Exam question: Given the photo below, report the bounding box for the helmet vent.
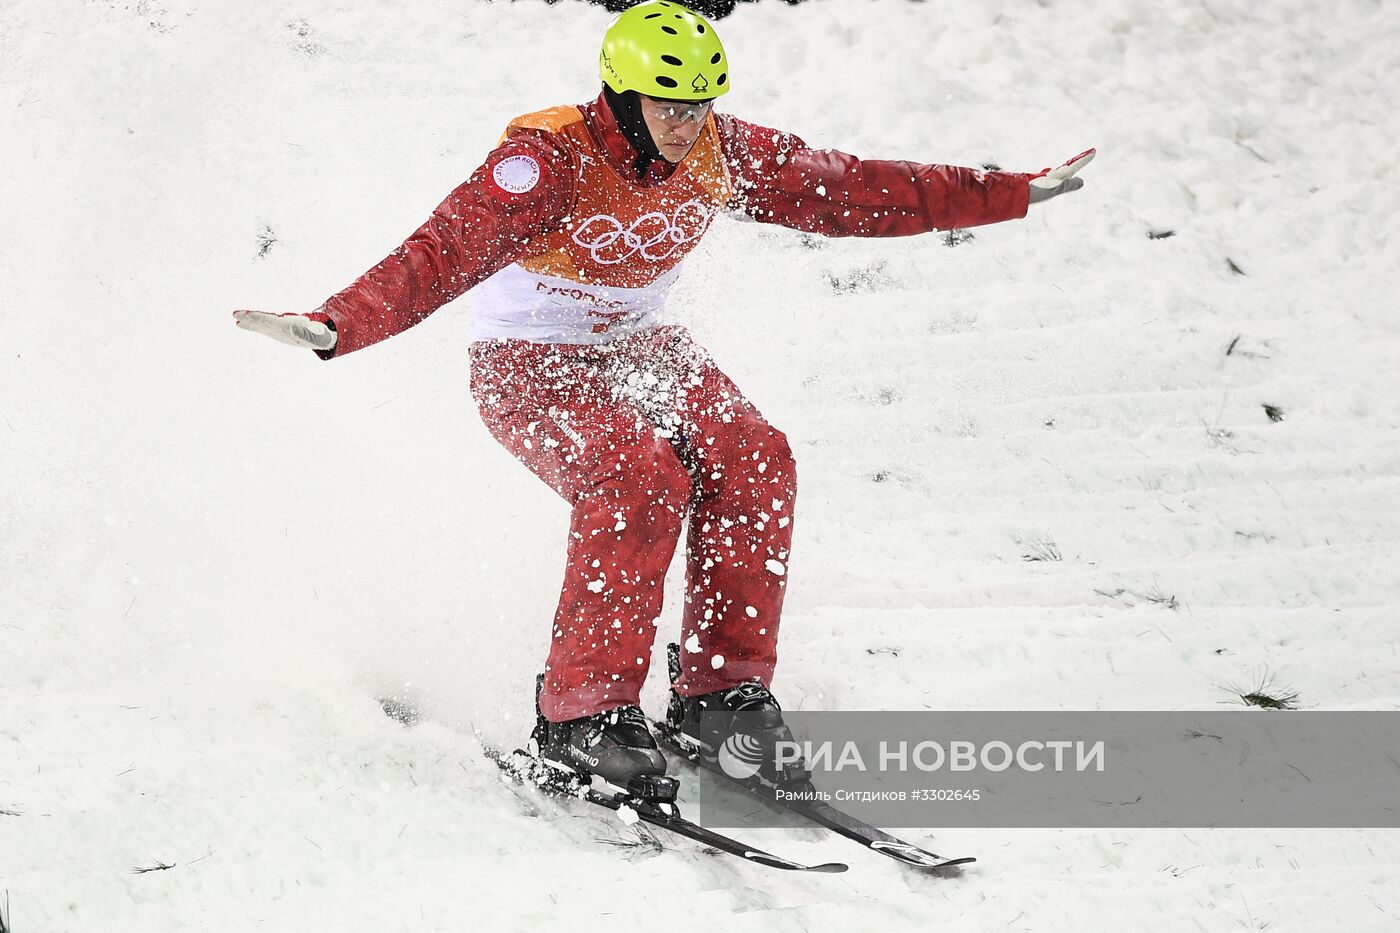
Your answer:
[655,75,679,88]
[697,23,706,33]
[710,52,720,64]
[645,12,661,17]
[717,73,727,86]
[661,54,683,65]
[661,25,678,35]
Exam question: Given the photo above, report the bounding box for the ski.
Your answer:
[485,746,848,874]
[652,720,976,871]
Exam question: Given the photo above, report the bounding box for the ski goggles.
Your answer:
[641,96,714,125]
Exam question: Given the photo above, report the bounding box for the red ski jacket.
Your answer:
[315,91,1033,358]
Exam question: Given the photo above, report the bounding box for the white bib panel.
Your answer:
[471,262,683,344]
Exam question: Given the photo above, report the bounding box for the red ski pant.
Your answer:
[469,326,796,722]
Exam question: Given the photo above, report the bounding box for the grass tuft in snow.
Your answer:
[379,695,422,727]
[285,18,326,58]
[1204,398,1250,455]
[858,385,904,407]
[132,860,176,875]
[1204,421,1245,455]
[1138,586,1181,611]
[1094,585,1180,611]
[256,225,278,259]
[1263,404,1286,423]
[825,261,894,295]
[596,825,665,859]
[1020,537,1062,562]
[1227,669,1302,711]
[1225,334,1272,360]
[1159,862,1204,878]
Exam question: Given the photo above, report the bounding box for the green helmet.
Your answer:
[599,1,730,101]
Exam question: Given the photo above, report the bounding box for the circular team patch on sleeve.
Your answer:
[492,154,541,194]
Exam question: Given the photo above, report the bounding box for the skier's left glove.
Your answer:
[1028,148,1095,205]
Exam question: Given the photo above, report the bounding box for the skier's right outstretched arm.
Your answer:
[234,131,575,358]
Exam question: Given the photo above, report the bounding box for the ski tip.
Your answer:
[926,856,977,871]
[744,853,849,873]
[808,861,850,874]
[869,840,976,870]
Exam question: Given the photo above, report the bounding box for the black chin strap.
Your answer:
[603,85,661,181]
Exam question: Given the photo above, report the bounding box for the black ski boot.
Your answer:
[663,644,810,786]
[529,675,674,801]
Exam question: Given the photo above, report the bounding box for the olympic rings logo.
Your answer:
[571,200,714,265]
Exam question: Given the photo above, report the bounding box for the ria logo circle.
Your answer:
[718,732,765,780]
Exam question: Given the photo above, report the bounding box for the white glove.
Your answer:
[233,309,337,351]
[1028,148,1095,205]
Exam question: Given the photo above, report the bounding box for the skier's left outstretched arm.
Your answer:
[715,113,1092,237]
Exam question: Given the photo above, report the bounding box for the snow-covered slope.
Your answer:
[3,0,1399,929]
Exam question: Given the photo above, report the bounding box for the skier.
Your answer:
[234,1,1092,797]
